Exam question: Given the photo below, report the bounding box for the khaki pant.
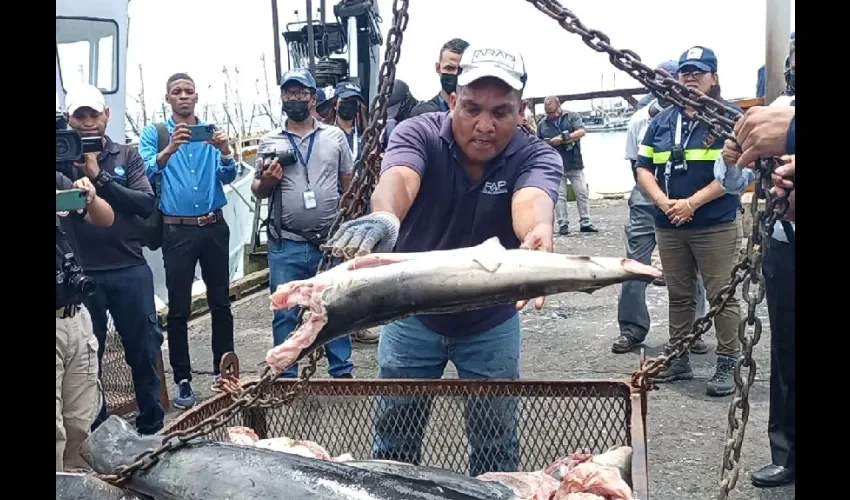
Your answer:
[554,169,592,229]
[56,305,101,472]
[656,220,743,357]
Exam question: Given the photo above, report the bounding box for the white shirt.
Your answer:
[769,93,795,243]
[624,104,653,161]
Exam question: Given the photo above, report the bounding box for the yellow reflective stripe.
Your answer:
[651,148,722,164]
[637,144,654,157]
[685,149,721,161]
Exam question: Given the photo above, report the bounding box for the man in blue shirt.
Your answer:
[408,38,469,117]
[138,73,238,410]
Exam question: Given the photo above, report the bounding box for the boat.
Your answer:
[56,0,260,309]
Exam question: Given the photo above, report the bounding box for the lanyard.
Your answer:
[663,111,697,194]
[286,131,317,186]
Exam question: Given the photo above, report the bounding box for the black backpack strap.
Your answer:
[154,123,169,154]
[151,123,169,196]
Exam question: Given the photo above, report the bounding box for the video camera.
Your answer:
[56,111,103,165]
[259,148,298,169]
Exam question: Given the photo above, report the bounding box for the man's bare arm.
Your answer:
[511,187,555,251]
[340,173,352,193]
[370,166,422,222]
[84,195,114,227]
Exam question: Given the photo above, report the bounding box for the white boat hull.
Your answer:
[144,162,257,312]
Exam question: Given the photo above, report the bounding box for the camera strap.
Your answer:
[285,132,317,187]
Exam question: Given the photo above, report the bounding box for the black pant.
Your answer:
[162,220,234,384]
[762,238,795,469]
[87,264,165,435]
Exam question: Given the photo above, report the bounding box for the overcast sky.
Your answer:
[124,0,795,114]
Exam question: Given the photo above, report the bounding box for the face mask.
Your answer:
[440,73,458,94]
[337,99,359,121]
[283,100,310,122]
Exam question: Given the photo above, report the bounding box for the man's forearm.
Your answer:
[565,129,586,144]
[370,168,419,222]
[85,196,115,227]
[511,187,554,250]
[251,179,276,199]
[340,174,352,193]
[97,181,155,218]
[155,148,176,170]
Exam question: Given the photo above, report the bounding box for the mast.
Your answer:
[765,0,792,103]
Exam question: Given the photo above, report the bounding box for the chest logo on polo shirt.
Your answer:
[114,165,126,178]
[481,180,508,195]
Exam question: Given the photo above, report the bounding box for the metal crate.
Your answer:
[163,377,649,499]
[101,313,170,416]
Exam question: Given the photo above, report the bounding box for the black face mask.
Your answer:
[440,73,458,94]
[337,99,359,121]
[283,100,311,122]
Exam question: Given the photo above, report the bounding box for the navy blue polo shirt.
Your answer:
[380,111,563,337]
[635,103,743,230]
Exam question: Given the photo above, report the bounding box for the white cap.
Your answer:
[457,46,527,91]
[65,83,106,115]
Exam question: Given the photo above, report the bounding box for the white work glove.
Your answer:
[324,211,400,258]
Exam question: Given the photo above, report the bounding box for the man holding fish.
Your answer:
[325,45,563,474]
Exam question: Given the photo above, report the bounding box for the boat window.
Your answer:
[56,17,119,94]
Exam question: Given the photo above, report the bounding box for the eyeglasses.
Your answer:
[282,89,313,100]
[678,69,708,79]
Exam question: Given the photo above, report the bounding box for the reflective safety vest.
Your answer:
[635,104,742,230]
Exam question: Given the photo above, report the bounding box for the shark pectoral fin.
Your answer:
[471,237,507,272]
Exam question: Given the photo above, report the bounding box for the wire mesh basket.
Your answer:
[163,376,649,498]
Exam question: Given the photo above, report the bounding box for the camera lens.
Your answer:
[56,136,70,156]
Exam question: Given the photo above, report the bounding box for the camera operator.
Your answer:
[251,69,355,378]
[63,84,166,436]
[55,169,113,472]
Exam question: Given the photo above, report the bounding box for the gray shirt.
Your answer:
[256,120,353,241]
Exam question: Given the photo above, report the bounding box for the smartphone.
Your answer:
[188,124,216,142]
[56,189,87,212]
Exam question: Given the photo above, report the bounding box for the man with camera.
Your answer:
[252,68,355,378]
[138,73,238,409]
[55,162,114,472]
[62,83,166,435]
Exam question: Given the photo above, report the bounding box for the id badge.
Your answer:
[303,190,317,210]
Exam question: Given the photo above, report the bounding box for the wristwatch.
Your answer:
[95,170,113,188]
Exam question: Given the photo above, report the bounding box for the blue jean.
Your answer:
[87,264,165,435]
[268,238,353,378]
[618,187,707,342]
[372,315,521,476]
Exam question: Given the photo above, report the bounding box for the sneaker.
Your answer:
[706,355,736,397]
[173,379,196,410]
[558,225,570,236]
[211,374,223,393]
[611,334,642,354]
[352,329,380,344]
[580,224,599,233]
[653,354,694,383]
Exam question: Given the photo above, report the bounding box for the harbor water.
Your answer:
[576,130,635,196]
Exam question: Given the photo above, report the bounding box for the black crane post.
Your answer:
[270,0,282,85]
[306,0,316,74]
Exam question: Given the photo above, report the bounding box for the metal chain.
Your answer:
[523,0,789,495]
[525,0,742,145]
[97,0,411,486]
[717,162,788,499]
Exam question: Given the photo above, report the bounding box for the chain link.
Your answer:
[524,0,789,495]
[97,0,411,486]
